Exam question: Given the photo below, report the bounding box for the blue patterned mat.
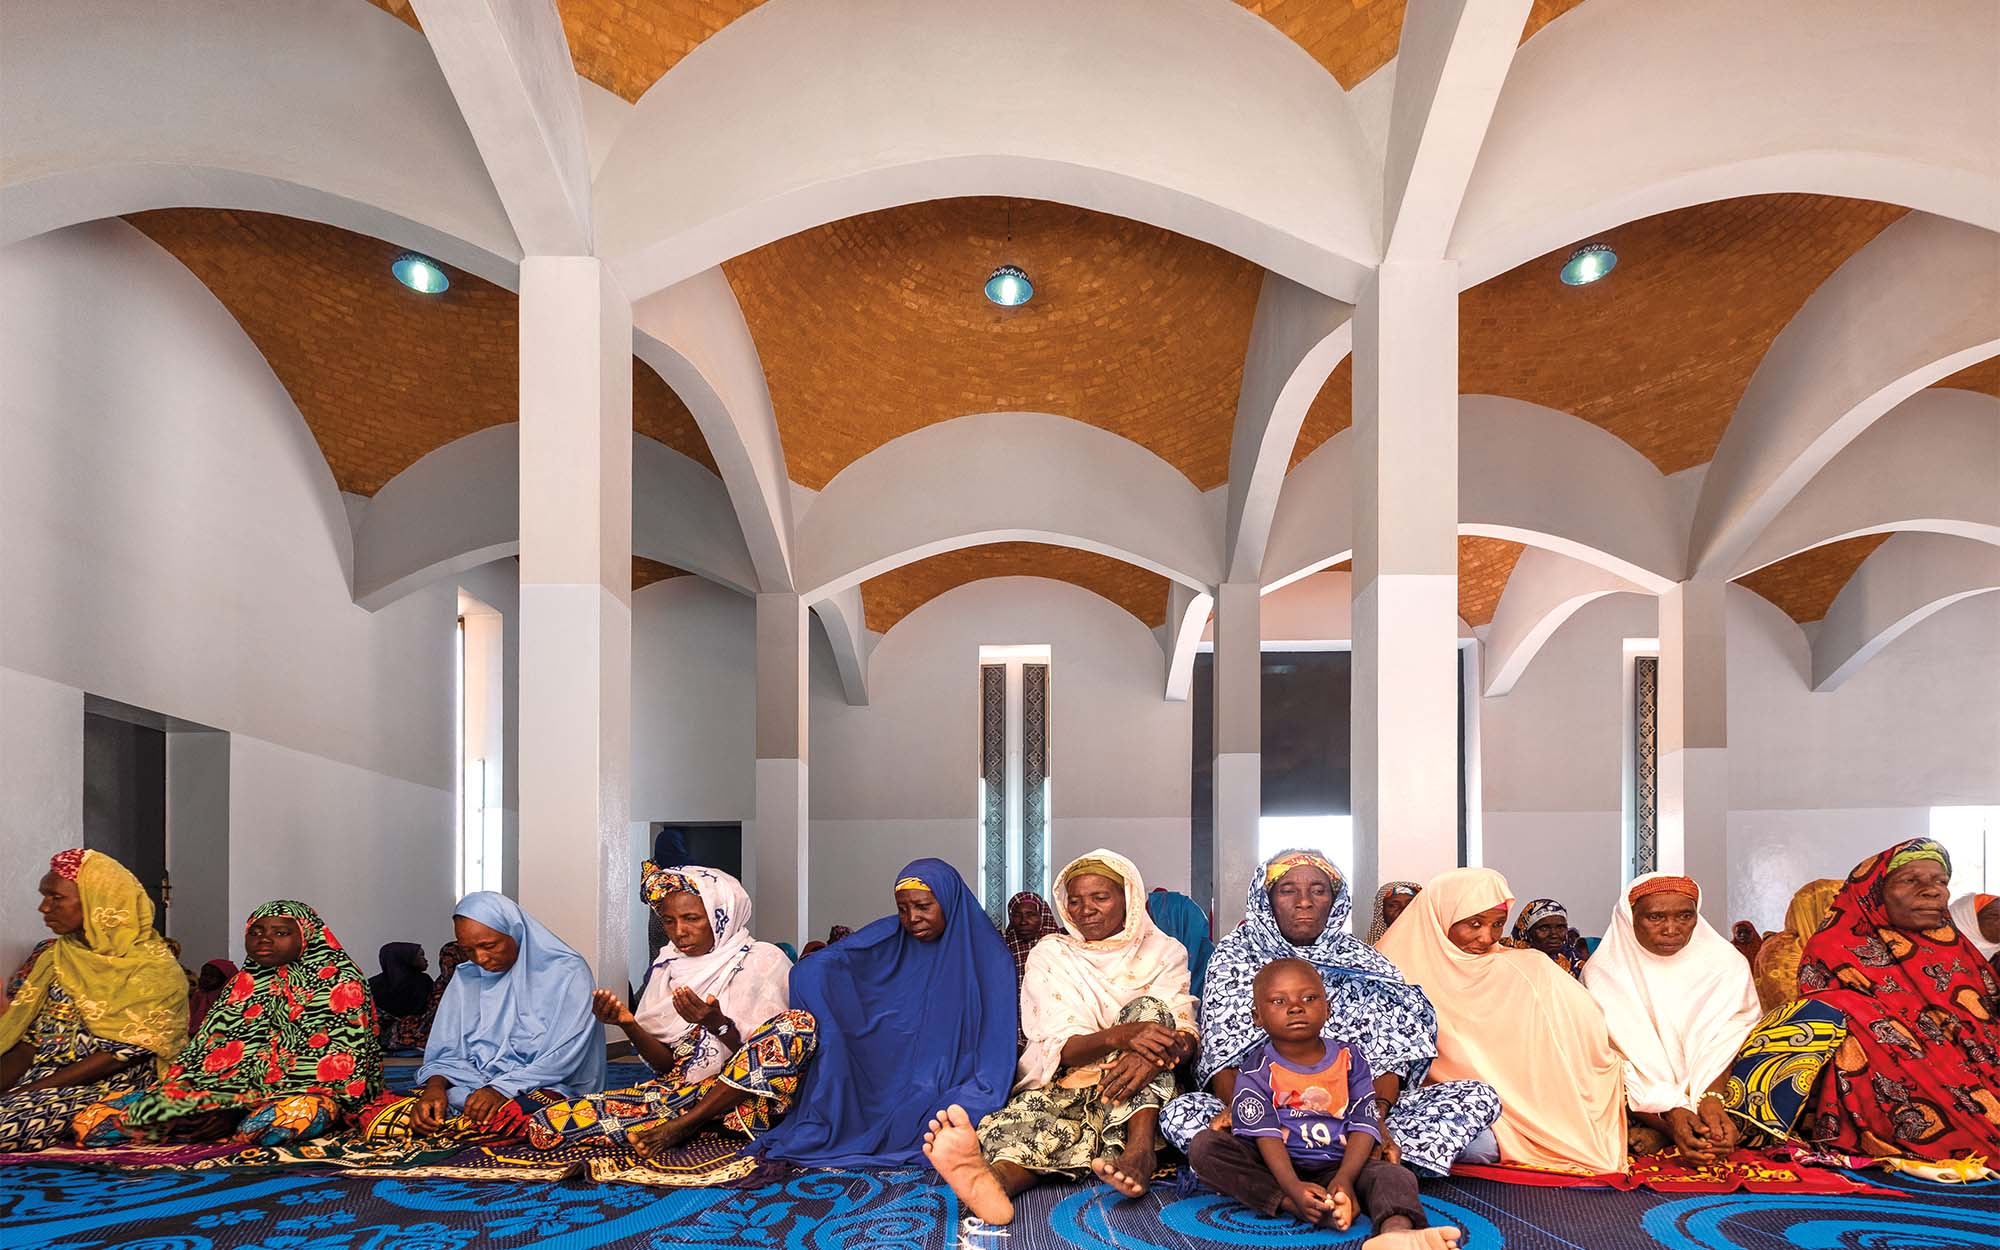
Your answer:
[4,1161,1996,1250]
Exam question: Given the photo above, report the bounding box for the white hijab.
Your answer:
[635,865,791,1083]
[1583,873,1763,1115]
[1950,892,2000,960]
[1017,849,1198,1090]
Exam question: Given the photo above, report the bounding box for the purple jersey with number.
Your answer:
[1229,1038,1379,1167]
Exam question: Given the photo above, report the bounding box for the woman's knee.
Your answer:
[1117,996,1176,1026]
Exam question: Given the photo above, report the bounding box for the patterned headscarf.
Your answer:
[1511,898,1590,978]
[1628,875,1699,905]
[1366,881,1422,945]
[640,859,703,909]
[1798,838,2000,1158]
[1199,849,1440,1091]
[109,901,383,1131]
[0,850,188,1071]
[1263,850,1339,889]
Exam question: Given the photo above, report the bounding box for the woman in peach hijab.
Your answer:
[1376,867,1626,1175]
[1751,879,1841,1011]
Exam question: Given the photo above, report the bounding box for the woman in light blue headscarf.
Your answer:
[358,892,604,1143]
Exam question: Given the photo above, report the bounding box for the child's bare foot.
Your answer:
[1363,1226,1462,1250]
[1329,1186,1355,1231]
[922,1105,1014,1226]
[1090,1155,1148,1198]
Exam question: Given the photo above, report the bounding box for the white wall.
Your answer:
[1478,583,2000,935]
[0,668,83,973]
[0,221,521,969]
[806,577,1192,933]
[1726,589,2000,928]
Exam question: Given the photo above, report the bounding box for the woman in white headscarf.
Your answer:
[526,863,814,1156]
[1583,872,1763,1162]
[922,849,1199,1226]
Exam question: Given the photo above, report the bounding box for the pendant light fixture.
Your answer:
[984,203,1033,306]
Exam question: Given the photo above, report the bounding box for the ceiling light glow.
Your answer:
[392,252,450,294]
[984,264,1033,307]
[1559,243,1617,286]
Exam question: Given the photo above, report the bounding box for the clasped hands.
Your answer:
[1098,1021,1193,1103]
[1664,1095,1740,1165]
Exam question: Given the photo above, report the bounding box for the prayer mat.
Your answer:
[1451,1147,1903,1195]
[7,1160,1999,1250]
[0,1139,240,1169]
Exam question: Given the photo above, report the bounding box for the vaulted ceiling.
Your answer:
[1295,195,1912,469]
[125,209,714,496]
[724,197,1264,491]
[861,543,1170,634]
[1734,534,1894,624]
[362,0,1593,101]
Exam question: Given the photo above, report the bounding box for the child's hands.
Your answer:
[1378,1122,1402,1165]
[591,989,636,1027]
[1207,1105,1232,1132]
[1280,1180,1338,1227]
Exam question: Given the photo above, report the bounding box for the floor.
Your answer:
[5,1159,1995,1250]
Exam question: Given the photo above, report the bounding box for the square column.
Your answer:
[1657,579,1729,922]
[753,592,809,948]
[1211,581,1261,929]
[517,256,632,988]
[1351,261,1460,903]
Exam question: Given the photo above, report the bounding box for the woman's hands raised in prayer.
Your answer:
[672,986,727,1031]
[591,988,637,1028]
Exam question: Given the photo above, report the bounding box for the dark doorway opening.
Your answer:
[83,712,167,927]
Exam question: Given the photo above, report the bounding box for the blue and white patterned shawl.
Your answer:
[1197,849,1443,1089]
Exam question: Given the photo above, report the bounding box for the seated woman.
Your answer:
[758,859,1015,1166]
[1950,890,1999,968]
[1582,874,1763,1162]
[1506,899,1589,978]
[924,849,1199,1226]
[0,850,187,1152]
[1795,839,2000,1159]
[186,959,237,1036]
[75,901,382,1147]
[1377,867,1627,1174]
[370,942,436,1052]
[1367,882,1420,946]
[362,892,604,1143]
[1160,850,1500,1177]
[526,863,809,1154]
[1004,892,1062,987]
[1751,878,1842,1011]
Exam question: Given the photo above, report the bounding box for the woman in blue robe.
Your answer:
[758,858,1017,1166]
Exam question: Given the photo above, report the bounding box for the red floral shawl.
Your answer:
[1799,839,2000,1159]
[112,900,383,1130]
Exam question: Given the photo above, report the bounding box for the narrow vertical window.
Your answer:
[979,663,1008,919]
[458,592,505,898]
[1631,653,1659,876]
[977,646,1053,920]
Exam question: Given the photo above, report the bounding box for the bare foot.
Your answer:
[1363,1227,1463,1250]
[1329,1186,1355,1232]
[631,1113,698,1158]
[1090,1156,1148,1198]
[922,1104,1014,1226]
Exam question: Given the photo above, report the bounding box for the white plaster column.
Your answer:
[754,592,809,948]
[1211,581,1261,929]
[1351,262,1460,905]
[517,256,633,988]
[1657,579,1729,923]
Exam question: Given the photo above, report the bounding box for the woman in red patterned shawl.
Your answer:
[74,900,382,1147]
[1798,838,2000,1160]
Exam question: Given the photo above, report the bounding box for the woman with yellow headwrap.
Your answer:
[923,849,1200,1226]
[0,849,188,1151]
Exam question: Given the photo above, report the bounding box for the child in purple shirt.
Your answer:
[1187,958,1460,1249]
